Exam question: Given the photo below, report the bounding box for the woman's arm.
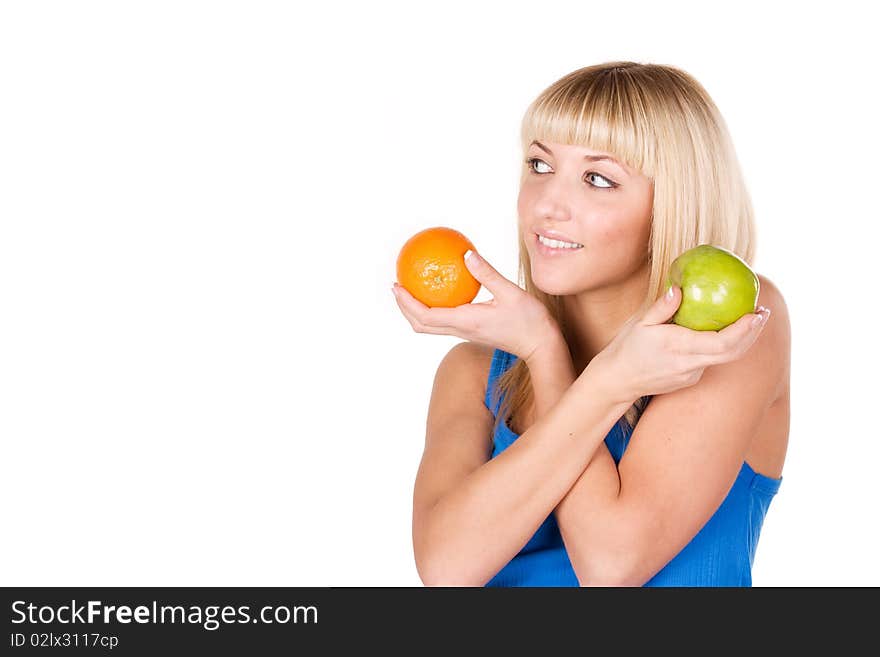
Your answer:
[534,285,789,586]
[523,336,626,577]
[412,338,632,587]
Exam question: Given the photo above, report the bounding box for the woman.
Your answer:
[391,61,790,587]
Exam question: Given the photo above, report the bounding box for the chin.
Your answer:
[529,269,586,297]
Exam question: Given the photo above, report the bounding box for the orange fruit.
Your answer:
[396,226,481,307]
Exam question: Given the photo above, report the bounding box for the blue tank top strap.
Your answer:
[484,348,515,415]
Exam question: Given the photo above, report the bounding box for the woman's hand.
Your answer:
[392,249,559,362]
[589,285,772,404]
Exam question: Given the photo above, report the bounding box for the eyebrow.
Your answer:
[530,140,627,172]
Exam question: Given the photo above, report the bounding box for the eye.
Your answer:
[524,157,617,191]
[586,172,615,189]
[524,157,551,174]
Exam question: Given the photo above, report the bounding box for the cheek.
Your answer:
[590,211,635,243]
[600,199,652,238]
[590,210,652,263]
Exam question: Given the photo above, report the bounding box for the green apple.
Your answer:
[665,244,759,331]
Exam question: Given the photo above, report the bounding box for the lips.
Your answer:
[534,232,583,256]
[534,229,582,246]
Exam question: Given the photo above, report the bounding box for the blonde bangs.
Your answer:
[519,63,658,181]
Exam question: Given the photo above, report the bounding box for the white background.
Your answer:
[1,1,877,587]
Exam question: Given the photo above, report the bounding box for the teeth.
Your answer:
[538,234,582,249]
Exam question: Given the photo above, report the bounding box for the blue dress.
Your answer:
[483,348,782,587]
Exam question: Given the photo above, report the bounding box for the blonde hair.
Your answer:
[490,61,757,440]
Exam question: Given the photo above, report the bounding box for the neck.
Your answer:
[561,263,651,374]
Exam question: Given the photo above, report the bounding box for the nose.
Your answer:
[532,183,573,224]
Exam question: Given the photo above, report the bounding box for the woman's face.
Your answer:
[517,139,655,296]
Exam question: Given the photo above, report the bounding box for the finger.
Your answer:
[715,305,771,353]
[392,283,435,324]
[392,282,468,330]
[690,306,771,358]
[417,299,494,335]
[641,285,682,326]
[392,286,453,334]
[462,250,514,298]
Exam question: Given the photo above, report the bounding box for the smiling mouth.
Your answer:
[535,233,584,250]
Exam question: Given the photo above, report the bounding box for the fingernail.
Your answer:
[751,307,770,327]
[464,249,475,261]
[666,286,674,300]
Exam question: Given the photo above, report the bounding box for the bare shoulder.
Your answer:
[432,341,495,398]
[442,340,495,371]
[755,274,791,400]
[756,274,790,324]
[424,341,496,445]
